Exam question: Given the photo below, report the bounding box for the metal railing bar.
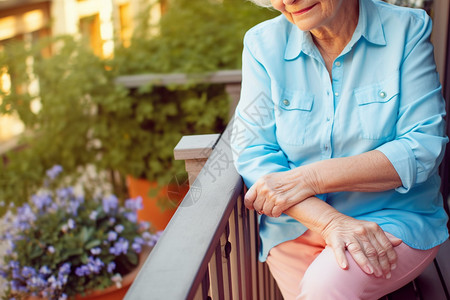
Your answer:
[222,226,233,300]
[211,241,225,300]
[242,200,255,299]
[236,192,250,299]
[204,267,211,300]
[228,203,243,299]
[249,208,259,299]
[257,258,264,300]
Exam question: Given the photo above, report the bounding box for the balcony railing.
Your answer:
[124,124,282,299]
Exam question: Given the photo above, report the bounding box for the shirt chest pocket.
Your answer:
[275,90,314,146]
[354,76,400,140]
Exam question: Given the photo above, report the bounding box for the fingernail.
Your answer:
[391,263,397,271]
[386,272,391,279]
[365,265,374,274]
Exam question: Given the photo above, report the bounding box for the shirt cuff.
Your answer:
[376,140,416,193]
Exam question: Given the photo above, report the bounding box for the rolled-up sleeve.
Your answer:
[231,34,290,187]
[376,12,448,193]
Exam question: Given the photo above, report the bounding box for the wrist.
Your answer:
[319,211,346,239]
[292,164,323,196]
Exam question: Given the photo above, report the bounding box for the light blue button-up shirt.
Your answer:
[232,0,449,262]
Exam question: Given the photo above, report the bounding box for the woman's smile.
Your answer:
[291,3,318,16]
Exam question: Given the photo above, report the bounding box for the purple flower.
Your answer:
[125,196,143,211]
[142,232,152,240]
[15,204,36,230]
[67,219,75,229]
[27,275,46,289]
[10,279,22,292]
[134,237,144,245]
[114,224,124,233]
[124,212,137,223]
[39,266,51,275]
[107,231,118,242]
[75,265,90,277]
[57,187,74,199]
[12,267,21,280]
[139,221,150,230]
[47,274,64,290]
[102,195,118,214]
[8,260,19,269]
[132,242,142,253]
[89,211,98,220]
[142,231,162,247]
[87,257,104,274]
[21,266,36,278]
[48,246,55,254]
[46,165,63,180]
[107,262,116,273]
[109,238,129,256]
[59,263,71,276]
[68,201,80,216]
[31,193,52,211]
[90,247,101,255]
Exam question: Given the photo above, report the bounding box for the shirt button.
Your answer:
[283,99,290,106]
[335,61,341,67]
[334,92,339,97]
[379,91,386,98]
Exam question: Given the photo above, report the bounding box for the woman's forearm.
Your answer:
[285,196,341,234]
[299,150,402,195]
[244,150,401,217]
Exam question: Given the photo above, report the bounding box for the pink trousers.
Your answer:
[265,230,439,300]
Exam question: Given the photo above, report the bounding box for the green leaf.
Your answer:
[84,239,102,250]
[126,252,139,266]
[29,246,44,260]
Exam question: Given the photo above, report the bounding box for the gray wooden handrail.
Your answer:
[115,70,241,88]
[124,124,243,299]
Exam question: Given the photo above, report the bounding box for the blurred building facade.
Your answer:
[0,0,163,144]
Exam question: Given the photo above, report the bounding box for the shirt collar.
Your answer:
[284,0,386,61]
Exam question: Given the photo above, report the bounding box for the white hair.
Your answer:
[248,0,272,8]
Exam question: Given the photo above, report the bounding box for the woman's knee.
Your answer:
[297,247,367,299]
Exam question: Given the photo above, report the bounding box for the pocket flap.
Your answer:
[278,90,314,111]
[355,75,399,106]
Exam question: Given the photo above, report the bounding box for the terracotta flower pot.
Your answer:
[126,175,188,231]
[27,247,151,300]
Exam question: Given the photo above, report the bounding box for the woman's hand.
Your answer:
[244,169,316,217]
[320,214,402,279]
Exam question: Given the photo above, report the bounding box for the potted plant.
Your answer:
[0,165,161,299]
[0,0,277,229]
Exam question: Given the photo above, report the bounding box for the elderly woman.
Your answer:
[231,0,448,299]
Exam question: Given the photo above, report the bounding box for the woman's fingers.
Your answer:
[331,242,349,270]
[344,240,374,275]
[262,201,276,217]
[387,234,403,247]
[372,230,400,277]
[322,216,400,278]
[360,238,387,278]
[244,185,257,210]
